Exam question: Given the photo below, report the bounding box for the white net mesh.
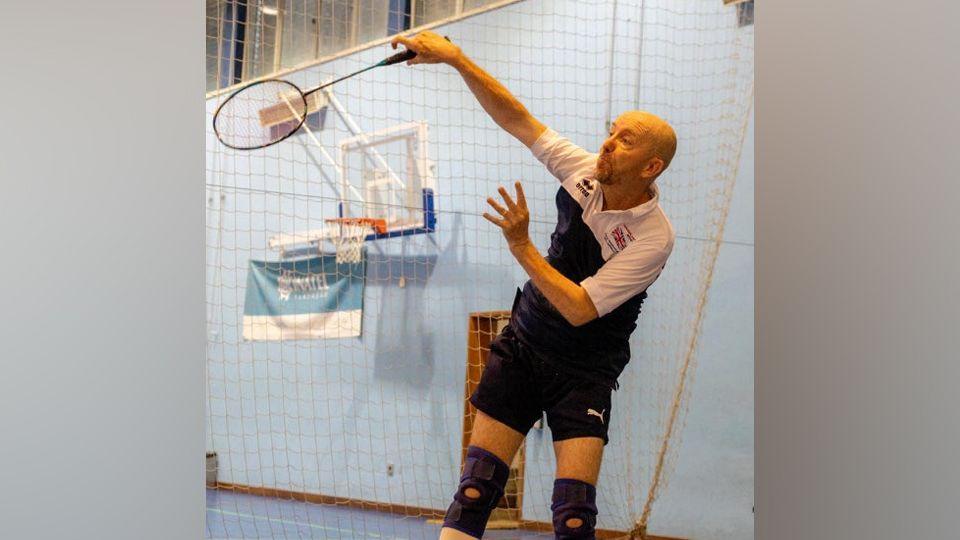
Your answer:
[206,0,753,538]
[330,221,371,265]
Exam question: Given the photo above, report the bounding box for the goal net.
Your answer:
[205,0,753,537]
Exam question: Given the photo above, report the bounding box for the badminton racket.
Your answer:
[213,39,447,150]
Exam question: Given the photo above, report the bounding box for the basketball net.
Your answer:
[327,218,387,264]
[331,221,369,264]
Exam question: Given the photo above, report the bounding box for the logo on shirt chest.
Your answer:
[604,224,636,253]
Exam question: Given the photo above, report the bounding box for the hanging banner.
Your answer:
[242,254,365,341]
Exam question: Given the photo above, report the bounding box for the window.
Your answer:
[412,0,455,26]
[463,0,501,10]
[387,0,411,34]
[737,1,754,28]
[281,0,321,69]
[206,0,245,90]
[318,0,355,57]
[206,1,223,90]
[207,0,510,92]
[355,0,392,45]
[242,0,281,81]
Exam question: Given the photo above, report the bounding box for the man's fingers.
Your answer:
[391,35,415,50]
[487,197,508,216]
[514,181,527,208]
[482,213,504,227]
[498,186,517,209]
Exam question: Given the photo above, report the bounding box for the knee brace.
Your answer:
[551,478,598,540]
[442,445,511,539]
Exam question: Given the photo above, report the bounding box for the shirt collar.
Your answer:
[594,182,661,218]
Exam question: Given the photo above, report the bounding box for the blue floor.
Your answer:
[206,489,553,539]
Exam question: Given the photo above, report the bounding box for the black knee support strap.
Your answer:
[552,478,598,540]
[442,446,511,539]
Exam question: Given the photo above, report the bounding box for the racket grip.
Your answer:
[382,49,417,66]
[381,36,451,66]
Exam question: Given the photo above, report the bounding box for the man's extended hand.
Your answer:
[483,182,531,250]
[390,31,461,66]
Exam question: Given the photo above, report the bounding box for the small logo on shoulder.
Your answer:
[587,408,605,424]
[574,178,593,198]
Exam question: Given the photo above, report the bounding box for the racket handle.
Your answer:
[382,49,417,66]
[381,36,452,66]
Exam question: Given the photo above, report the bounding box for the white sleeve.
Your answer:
[529,128,598,183]
[580,239,673,317]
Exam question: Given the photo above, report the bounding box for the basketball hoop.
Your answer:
[325,218,385,264]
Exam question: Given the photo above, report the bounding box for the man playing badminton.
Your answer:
[392,32,677,540]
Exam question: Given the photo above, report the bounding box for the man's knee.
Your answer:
[442,445,511,538]
[551,478,598,539]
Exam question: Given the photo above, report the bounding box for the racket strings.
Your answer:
[213,80,308,150]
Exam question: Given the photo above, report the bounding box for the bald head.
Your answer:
[616,110,678,174]
[596,110,678,193]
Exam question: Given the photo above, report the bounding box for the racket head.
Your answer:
[213,79,308,150]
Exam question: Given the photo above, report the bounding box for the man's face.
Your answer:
[594,113,664,186]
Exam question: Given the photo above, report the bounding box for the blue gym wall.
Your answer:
[205,1,753,538]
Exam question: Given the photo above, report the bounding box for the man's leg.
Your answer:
[543,372,612,540]
[554,436,604,485]
[552,437,604,539]
[439,410,526,540]
[468,409,527,465]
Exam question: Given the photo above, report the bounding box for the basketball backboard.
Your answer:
[337,121,436,239]
[267,119,436,257]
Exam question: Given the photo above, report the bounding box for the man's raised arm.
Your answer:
[390,31,546,148]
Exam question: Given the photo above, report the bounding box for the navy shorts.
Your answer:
[469,325,613,445]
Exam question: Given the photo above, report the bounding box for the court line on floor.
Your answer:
[207,507,409,539]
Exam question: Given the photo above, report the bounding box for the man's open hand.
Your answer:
[390,31,461,66]
[483,182,531,250]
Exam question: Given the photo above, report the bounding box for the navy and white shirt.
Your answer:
[510,128,676,388]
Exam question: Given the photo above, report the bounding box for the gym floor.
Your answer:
[206,489,553,539]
